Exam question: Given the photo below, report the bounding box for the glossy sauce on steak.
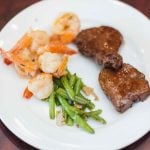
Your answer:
[99,64,150,112]
[75,26,123,70]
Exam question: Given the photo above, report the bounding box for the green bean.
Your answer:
[84,109,102,117]
[74,78,82,95]
[62,107,67,122]
[55,99,61,106]
[56,88,90,105]
[79,93,95,110]
[87,102,95,110]
[56,88,68,99]
[66,116,74,126]
[57,98,84,115]
[91,115,106,124]
[68,99,74,106]
[54,78,62,87]
[49,92,55,119]
[42,96,49,102]
[57,95,75,118]
[57,95,94,133]
[66,69,72,80]
[61,76,75,100]
[75,95,91,105]
[69,74,76,87]
[81,105,87,111]
[75,115,94,134]
[56,88,74,105]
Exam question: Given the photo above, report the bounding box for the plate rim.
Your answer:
[0,0,150,150]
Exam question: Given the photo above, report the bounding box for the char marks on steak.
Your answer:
[99,63,150,112]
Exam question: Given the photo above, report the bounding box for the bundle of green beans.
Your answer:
[45,70,106,134]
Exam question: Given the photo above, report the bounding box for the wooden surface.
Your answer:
[0,0,150,149]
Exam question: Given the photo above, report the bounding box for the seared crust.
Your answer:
[75,26,122,57]
[99,64,150,112]
[75,26,123,69]
[96,52,123,70]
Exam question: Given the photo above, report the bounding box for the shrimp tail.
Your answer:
[0,48,13,65]
[47,43,77,55]
[49,33,75,44]
[53,56,68,78]
[11,34,32,54]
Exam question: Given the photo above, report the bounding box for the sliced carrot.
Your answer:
[53,56,68,78]
[49,33,75,44]
[47,43,77,55]
[23,87,33,99]
[11,34,32,54]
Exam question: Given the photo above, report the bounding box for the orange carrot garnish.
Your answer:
[23,87,33,99]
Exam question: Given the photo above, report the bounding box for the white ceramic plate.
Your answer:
[0,0,150,149]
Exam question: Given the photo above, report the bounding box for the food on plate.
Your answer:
[82,86,99,100]
[46,71,106,133]
[23,87,33,99]
[75,26,123,70]
[49,33,75,44]
[0,30,77,77]
[99,64,150,112]
[27,73,53,99]
[75,24,150,112]
[1,11,149,119]
[38,52,64,73]
[29,30,49,51]
[51,12,80,43]
[53,56,68,78]
[95,52,123,70]
[46,42,77,55]
[0,12,107,133]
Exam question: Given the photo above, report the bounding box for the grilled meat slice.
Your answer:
[96,51,123,70]
[99,63,150,112]
[75,26,123,70]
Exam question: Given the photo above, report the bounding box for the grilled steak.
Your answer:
[99,63,150,112]
[95,51,123,70]
[75,26,123,69]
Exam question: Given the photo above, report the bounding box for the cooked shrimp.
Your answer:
[49,33,75,44]
[28,30,49,51]
[12,48,39,77]
[10,33,32,54]
[38,52,64,73]
[53,56,68,78]
[27,73,53,99]
[9,33,42,77]
[0,33,32,65]
[0,48,13,65]
[36,42,77,55]
[51,12,80,36]
[46,42,77,55]
[0,35,39,77]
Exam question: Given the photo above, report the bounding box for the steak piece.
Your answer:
[75,26,123,69]
[99,63,150,112]
[95,52,123,70]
